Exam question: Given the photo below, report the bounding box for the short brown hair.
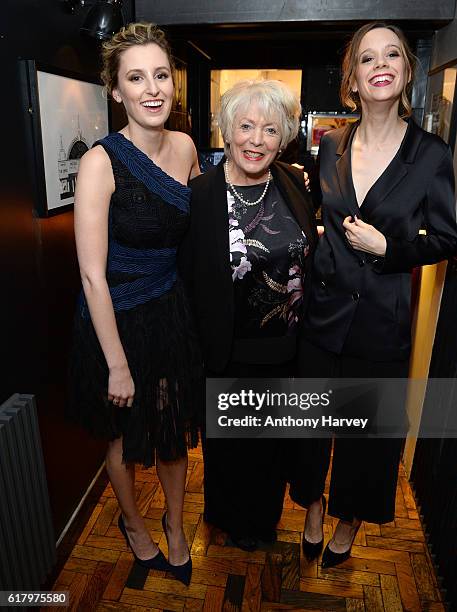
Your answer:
[101,22,174,95]
[340,22,416,117]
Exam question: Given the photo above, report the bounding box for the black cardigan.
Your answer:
[180,160,318,373]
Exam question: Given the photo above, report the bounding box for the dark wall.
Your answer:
[1,0,134,542]
[411,262,457,609]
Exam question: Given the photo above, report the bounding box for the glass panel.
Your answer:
[306,112,359,156]
[424,65,457,143]
[442,67,457,142]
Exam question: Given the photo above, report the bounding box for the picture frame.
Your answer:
[22,61,110,217]
[306,112,359,155]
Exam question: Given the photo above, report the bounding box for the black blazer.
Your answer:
[304,118,457,361]
[180,160,318,373]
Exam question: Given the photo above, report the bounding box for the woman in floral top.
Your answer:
[181,80,319,550]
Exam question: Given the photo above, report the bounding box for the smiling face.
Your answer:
[352,27,410,110]
[228,100,281,184]
[112,42,174,130]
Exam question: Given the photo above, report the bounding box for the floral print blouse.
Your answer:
[227,179,309,340]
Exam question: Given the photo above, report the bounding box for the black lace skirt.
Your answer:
[68,279,202,467]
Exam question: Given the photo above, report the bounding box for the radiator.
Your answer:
[0,394,56,590]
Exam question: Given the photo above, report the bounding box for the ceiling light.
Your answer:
[80,0,124,41]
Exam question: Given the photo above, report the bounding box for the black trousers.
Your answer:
[203,360,325,539]
[296,338,409,524]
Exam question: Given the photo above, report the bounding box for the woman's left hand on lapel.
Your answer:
[343,215,387,256]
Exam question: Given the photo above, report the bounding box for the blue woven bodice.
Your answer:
[79,132,191,316]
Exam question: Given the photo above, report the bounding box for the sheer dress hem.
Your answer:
[68,279,202,468]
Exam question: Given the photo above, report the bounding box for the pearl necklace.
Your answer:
[224,160,271,206]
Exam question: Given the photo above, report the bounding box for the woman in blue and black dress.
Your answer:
[69,22,200,585]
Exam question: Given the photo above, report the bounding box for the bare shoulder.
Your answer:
[78,145,114,188]
[169,130,197,156]
[167,131,199,179]
[170,130,195,147]
[75,144,114,202]
[79,144,111,173]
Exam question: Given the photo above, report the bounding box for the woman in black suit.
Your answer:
[300,22,457,567]
[181,79,319,550]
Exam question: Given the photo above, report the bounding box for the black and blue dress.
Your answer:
[69,133,201,467]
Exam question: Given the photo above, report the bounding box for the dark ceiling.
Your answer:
[161,21,436,67]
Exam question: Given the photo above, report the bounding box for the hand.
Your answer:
[342,215,387,256]
[292,164,310,192]
[108,363,135,408]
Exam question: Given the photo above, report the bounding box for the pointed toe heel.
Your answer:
[321,520,361,569]
[162,511,192,586]
[118,514,169,571]
[169,556,192,586]
[302,536,324,562]
[302,496,327,561]
[321,542,351,568]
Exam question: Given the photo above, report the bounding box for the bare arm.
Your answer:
[172,131,201,180]
[74,146,134,408]
[189,141,201,180]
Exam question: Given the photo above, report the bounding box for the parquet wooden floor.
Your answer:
[47,444,446,611]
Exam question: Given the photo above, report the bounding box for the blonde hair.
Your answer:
[101,22,174,95]
[217,80,301,159]
[340,22,415,117]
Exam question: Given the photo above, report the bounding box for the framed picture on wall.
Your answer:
[306,112,359,155]
[22,61,109,217]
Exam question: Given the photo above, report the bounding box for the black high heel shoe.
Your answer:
[321,520,361,568]
[118,514,170,570]
[162,512,192,586]
[302,496,327,561]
